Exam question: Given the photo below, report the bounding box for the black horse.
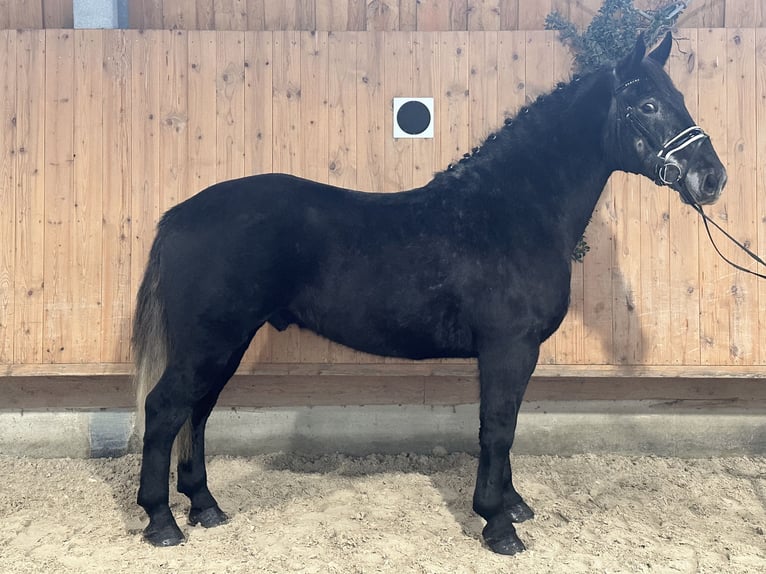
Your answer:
[133,33,725,554]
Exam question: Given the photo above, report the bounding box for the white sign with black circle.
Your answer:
[393,97,434,139]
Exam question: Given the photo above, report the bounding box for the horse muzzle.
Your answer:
[674,162,726,206]
[654,126,726,206]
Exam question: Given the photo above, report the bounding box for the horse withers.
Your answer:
[133,32,725,554]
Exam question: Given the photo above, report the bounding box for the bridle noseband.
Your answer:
[654,125,709,185]
[615,78,709,188]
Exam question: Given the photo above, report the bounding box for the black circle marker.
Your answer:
[397,101,431,135]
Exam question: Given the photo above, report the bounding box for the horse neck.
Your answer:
[521,122,615,248]
[469,72,618,252]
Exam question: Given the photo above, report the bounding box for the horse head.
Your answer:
[611,32,726,205]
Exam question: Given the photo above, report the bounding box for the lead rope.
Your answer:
[665,130,766,279]
[686,199,766,280]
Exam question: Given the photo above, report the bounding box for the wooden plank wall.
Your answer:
[0,0,72,28]
[1,1,764,31]
[0,28,764,380]
[125,1,766,30]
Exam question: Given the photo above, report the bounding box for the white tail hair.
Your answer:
[132,243,192,462]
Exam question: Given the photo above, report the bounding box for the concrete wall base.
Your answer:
[1,401,764,458]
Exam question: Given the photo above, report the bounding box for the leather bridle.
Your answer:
[614,77,766,280]
[615,77,709,189]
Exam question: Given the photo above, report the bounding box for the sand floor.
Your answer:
[0,452,764,573]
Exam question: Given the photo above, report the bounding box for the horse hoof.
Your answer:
[482,516,527,555]
[506,500,534,523]
[188,506,230,528]
[143,522,185,547]
[483,527,527,555]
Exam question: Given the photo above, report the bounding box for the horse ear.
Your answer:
[617,33,646,79]
[647,31,673,67]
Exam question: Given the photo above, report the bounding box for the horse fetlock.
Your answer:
[482,514,526,555]
[136,485,165,514]
[472,491,503,522]
[175,473,206,497]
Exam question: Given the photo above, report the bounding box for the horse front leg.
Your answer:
[472,339,539,555]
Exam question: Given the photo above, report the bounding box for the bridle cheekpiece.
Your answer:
[615,77,709,188]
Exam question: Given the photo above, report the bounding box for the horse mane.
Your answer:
[429,67,615,189]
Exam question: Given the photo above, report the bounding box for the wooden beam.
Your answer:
[2,373,766,410]
[4,361,766,379]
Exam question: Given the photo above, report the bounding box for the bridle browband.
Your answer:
[613,77,766,280]
[614,77,709,188]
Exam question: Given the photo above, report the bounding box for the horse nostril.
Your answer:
[702,172,720,195]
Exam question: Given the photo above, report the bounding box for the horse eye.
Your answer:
[640,101,658,114]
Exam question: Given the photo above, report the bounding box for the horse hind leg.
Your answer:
[176,337,255,530]
[176,391,230,529]
[138,330,257,546]
[137,364,198,546]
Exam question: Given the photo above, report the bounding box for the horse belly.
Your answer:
[290,287,475,360]
[322,317,475,360]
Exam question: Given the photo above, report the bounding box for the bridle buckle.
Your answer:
[657,162,682,185]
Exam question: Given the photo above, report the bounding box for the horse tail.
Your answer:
[132,236,193,462]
